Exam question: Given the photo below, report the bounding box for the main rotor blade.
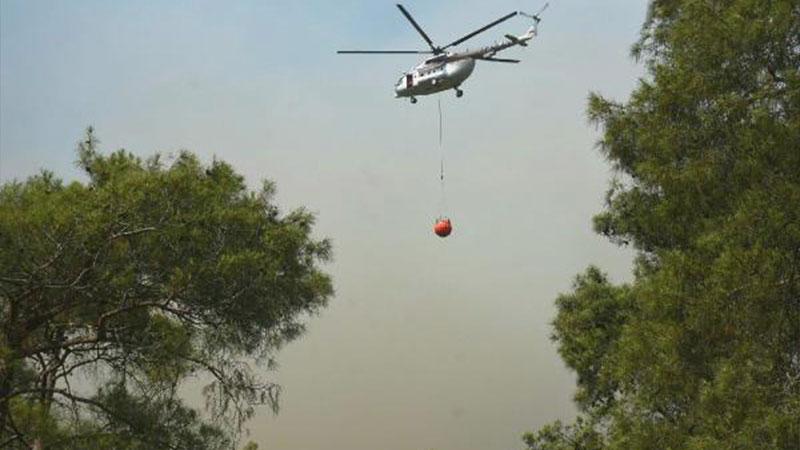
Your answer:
[337,50,433,54]
[396,4,438,53]
[477,57,520,63]
[442,11,518,50]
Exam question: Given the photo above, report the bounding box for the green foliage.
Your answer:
[526,0,799,448]
[552,267,630,413]
[1,129,333,448]
[522,417,603,450]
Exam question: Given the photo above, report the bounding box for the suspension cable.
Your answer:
[438,97,447,217]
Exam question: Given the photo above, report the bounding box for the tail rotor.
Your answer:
[520,2,549,23]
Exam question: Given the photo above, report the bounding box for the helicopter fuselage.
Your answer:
[391,25,537,102]
[394,56,476,98]
[337,3,547,103]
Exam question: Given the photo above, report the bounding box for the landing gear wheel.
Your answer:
[455,88,464,98]
[410,97,418,104]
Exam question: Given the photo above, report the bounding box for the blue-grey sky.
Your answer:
[1,1,646,449]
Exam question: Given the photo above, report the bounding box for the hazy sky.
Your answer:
[1,1,646,449]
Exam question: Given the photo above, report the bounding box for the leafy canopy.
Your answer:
[1,129,333,449]
[526,0,799,448]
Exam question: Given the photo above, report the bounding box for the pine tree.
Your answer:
[526,1,799,448]
[1,129,333,448]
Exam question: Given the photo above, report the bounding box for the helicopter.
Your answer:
[337,3,547,103]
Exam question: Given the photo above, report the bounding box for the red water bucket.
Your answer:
[433,218,452,238]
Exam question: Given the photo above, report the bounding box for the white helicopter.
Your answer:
[338,3,547,103]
